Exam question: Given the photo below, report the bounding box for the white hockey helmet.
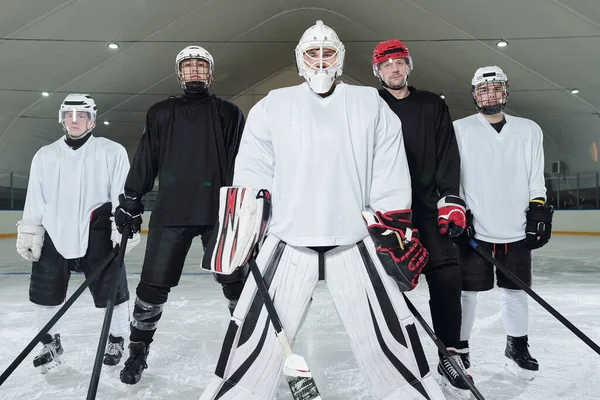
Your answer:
[175,45,214,91]
[471,66,509,115]
[58,94,97,123]
[295,20,345,94]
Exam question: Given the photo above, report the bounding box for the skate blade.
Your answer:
[39,359,62,375]
[505,359,536,381]
[437,373,472,399]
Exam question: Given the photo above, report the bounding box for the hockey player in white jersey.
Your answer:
[17,94,140,372]
[453,66,553,380]
[199,21,445,400]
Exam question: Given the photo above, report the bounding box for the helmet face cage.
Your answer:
[175,46,214,90]
[472,80,509,115]
[300,45,342,72]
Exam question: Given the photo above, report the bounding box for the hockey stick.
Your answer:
[403,294,486,400]
[0,247,120,386]
[469,239,600,356]
[248,259,322,400]
[87,226,130,400]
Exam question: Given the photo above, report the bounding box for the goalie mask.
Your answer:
[58,94,97,139]
[295,20,345,94]
[176,45,214,92]
[471,65,509,115]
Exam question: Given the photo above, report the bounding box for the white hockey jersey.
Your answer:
[233,82,412,246]
[23,136,130,258]
[453,113,546,243]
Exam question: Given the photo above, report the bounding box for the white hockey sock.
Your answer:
[501,288,529,337]
[109,302,130,339]
[35,304,62,337]
[460,291,479,341]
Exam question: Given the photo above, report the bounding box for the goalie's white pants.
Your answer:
[199,235,444,400]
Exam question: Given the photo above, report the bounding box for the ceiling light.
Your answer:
[440,94,446,99]
[42,92,50,97]
[103,121,110,125]
[571,89,580,94]
[496,39,508,48]
[107,42,119,49]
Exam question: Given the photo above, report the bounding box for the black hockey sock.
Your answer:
[130,326,156,346]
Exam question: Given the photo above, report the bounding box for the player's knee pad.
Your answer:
[426,262,462,291]
[132,297,164,331]
[136,282,171,304]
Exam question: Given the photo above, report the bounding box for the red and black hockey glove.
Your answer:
[362,209,429,292]
[525,199,553,249]
[437,195,467,238]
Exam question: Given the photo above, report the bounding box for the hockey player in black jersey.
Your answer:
[373,39,471,397]
[114,45,246,385]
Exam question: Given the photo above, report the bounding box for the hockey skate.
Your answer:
[120,341,149,385]
[103,334,125,366]
[505,335,538,380]
[437,349,473,399]
[458,340,470,369]
[33,333,64,374]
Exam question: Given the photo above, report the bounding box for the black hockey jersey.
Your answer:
[125,89,245,227]
[379,87,461,220]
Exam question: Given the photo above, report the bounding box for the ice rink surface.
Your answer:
[0,234,599,400]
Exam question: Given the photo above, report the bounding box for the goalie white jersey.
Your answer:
[201,81,445,400]
[232,82,412,247]
[23,136,130,258]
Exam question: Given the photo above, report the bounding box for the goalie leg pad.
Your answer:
[203,187,271,276]
[324,239,445,400]
[199,236,318,400]
[29,234,71,306]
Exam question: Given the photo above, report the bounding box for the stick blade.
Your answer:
[283,354,321,400]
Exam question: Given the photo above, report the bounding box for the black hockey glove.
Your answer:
[362,209,429,292]
[114,193,144,237]
[525,200,553,249]
[465,209,475,239]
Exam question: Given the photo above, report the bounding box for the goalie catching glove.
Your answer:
[202,187,271,275]
[362,210,429,292]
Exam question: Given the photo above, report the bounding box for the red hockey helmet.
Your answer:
[372,39,413,77]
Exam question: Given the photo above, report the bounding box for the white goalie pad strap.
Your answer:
[207,186,271,275]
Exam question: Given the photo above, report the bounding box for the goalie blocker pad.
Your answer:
[362,210,429,292]
[202,187,271,275]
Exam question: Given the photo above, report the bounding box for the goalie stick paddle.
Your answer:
[248,259,322,400]
[469,239,600,356]
[403,294,486,400]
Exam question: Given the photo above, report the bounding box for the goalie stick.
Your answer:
[248,259,322,400]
